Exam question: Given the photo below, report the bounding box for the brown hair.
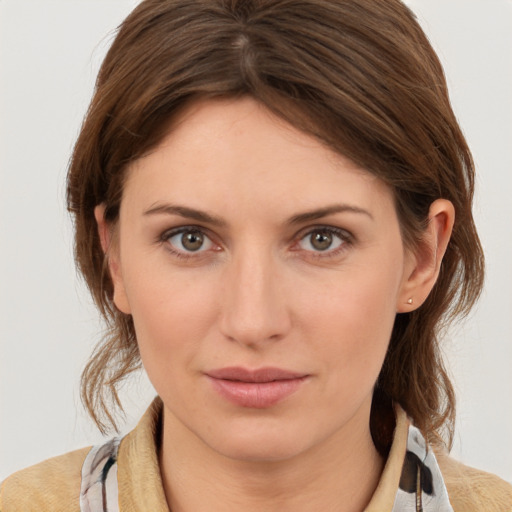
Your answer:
[67,0,484,446]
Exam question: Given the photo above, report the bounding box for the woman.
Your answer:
[1,0,511,510]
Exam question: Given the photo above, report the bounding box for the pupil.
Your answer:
[182,231,203,251]
[312,231,332,251]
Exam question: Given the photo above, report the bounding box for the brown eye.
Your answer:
[181,230,204,251]
[165,228,214,254]
[298,228,346,253]
[310,231,333,251]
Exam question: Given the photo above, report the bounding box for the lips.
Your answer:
[205,367,309,408]
[207,366,306,382]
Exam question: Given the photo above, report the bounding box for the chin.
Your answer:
[214,436,307,463]
[200,417,319,463]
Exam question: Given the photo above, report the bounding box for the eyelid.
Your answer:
[296,225,352,242]
[292,225,354,256]
[158,223,354,260]
[159,225,221,257]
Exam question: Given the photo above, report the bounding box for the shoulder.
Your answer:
[435,449,512,512]
[0,446,90,512]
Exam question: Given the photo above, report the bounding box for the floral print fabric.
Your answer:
[80,438,121,512]
[393,425,453,511]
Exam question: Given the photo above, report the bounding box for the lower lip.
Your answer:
[208,376,307,408]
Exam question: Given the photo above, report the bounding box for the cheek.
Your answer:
[121,259,220,377]
[297,262,401,382]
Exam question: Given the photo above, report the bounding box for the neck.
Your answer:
[159,404,384,512]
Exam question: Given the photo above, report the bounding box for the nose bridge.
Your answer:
[219,242,290,345]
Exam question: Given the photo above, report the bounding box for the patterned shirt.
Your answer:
[2,398,511,511]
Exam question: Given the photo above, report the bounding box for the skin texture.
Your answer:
[96,97,454,512]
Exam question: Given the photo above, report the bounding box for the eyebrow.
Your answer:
[144,204,228,227]
[286,204,373,224]
[143,202,373,226]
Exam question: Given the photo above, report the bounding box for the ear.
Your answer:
[94,204,131,315]
[396,199,455,313]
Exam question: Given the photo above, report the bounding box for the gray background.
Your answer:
[1,0,511,483]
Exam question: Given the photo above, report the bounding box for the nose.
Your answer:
[218,246,292,348]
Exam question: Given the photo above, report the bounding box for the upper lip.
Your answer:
[206,367,307,383]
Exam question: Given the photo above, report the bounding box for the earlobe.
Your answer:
[397,199,455,313]
[94,204,132,315]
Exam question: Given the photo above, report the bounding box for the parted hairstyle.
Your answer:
[67,0,484,449]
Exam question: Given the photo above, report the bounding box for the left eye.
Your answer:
[166,228,214,253]
[298,228,346,252]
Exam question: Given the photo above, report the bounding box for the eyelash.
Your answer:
[293,226,353,259]
[158,227,218,260]
[158,225,353,261]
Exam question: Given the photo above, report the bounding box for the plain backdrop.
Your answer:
[1,0,511,483]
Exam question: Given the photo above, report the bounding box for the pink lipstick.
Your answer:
[206,367,308,408]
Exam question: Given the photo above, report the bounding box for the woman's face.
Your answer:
[108,97,417,462]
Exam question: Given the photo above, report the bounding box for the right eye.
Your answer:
[162,227,216,256]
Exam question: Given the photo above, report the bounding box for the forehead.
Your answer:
[122,97,396,224]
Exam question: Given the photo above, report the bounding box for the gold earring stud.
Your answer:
[407,298,413,304]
